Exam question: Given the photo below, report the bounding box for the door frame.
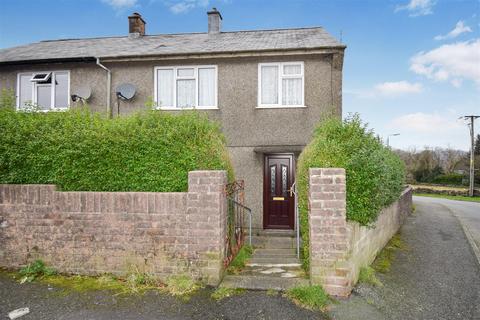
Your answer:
[263,153,296,229]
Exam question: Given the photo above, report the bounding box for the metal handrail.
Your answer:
[291,182,300,259]
[227,197,253,246]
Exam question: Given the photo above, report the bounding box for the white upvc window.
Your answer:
[16,71,70,111]
[258,62,305,108]
[154,65,217,110]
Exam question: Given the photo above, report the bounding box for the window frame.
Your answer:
[154,65,218,110]
[257,61,305,109]
[30,72,52,83]
[16,70,70,112]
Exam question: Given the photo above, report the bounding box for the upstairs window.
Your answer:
[258,62,304,108]
[17,71,70,111]
[154,65,217,109]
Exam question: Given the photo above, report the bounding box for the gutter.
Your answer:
[0,57,96,66]
[95,58,112,118]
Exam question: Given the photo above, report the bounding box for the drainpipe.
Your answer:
[96,58,112,118]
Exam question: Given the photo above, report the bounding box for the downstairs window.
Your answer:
[17,71,70,111]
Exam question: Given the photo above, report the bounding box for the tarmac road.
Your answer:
[331,196,480,320]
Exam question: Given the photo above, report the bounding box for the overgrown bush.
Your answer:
[0,88,15,110]
[413,165,444,183]
[297,115,405,269]
[0,108,234,191]
[430,173,466,186]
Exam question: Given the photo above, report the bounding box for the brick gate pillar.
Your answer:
[187,171,227,285]
[308,168,352,296]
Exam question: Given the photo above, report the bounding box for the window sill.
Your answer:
[256,105,307,109]
[156,107,219,111]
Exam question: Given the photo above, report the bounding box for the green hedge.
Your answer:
[430,173,465,186]
[297,115,405,269]
[0,108,234,192]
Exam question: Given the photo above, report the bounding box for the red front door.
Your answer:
[263,154,295,229]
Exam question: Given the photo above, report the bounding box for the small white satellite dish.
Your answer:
[71,86,92,102]
[76,86,92,100]
[116,83,136,100]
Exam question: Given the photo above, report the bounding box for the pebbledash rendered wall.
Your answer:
[308,168,412,297]
[0,171,227,286]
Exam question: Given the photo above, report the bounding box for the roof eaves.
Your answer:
[99,46,347,62]
[0,57,97,66]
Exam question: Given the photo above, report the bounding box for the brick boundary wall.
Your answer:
[308,168,412,296]
[0,171,227,286]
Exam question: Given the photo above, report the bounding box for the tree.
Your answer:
[475,134,480,156]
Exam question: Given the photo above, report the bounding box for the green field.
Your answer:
[414,193,480,203]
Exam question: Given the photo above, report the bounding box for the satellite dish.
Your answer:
[75,86,92,100]
[71,86,92,102]
[116,83,136,100]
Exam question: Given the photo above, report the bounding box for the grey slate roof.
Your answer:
[0,27,344,64]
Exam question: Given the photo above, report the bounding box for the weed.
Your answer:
[42,274,126,294]
[125,266,158,293]
[211,287,245,301]
[266,289,278,296]
[19,260,57,283]
[227,245,253,274]
[372,233,407,273]
[358,266,382,287]
[15,262,164,295]
[165,274,200,297]
[285,285,330,311]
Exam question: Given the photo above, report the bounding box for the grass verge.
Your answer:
[211,287,245,301]
[414,193,480,203]
[227,245,253,274]
[358,266,382,287]
[372,233,407,273]
[285,285,330,311]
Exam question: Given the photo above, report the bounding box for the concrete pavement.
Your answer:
[330,196,480,320]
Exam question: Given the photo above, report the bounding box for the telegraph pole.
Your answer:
[387,133,400,148]
[461,115,480,197]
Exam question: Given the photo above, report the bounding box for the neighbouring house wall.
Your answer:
[308,168,412,296]
[0,171,227,286]
[0,52,343,229]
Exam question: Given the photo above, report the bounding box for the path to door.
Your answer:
[330,196,480,320]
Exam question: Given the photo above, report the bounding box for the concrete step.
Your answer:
[252,254,297,259]
[253,248,297,257]
[220,275,310,291]
[249,229,296,237]
[247,257,302,267]
[252,236,296,249]
[241,265,306,276]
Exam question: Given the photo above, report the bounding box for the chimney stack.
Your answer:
[207,8,222,34]
[128,12,146,36]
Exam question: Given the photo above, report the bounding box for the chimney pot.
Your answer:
[207,8,222,34]
[128,12,146,36]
